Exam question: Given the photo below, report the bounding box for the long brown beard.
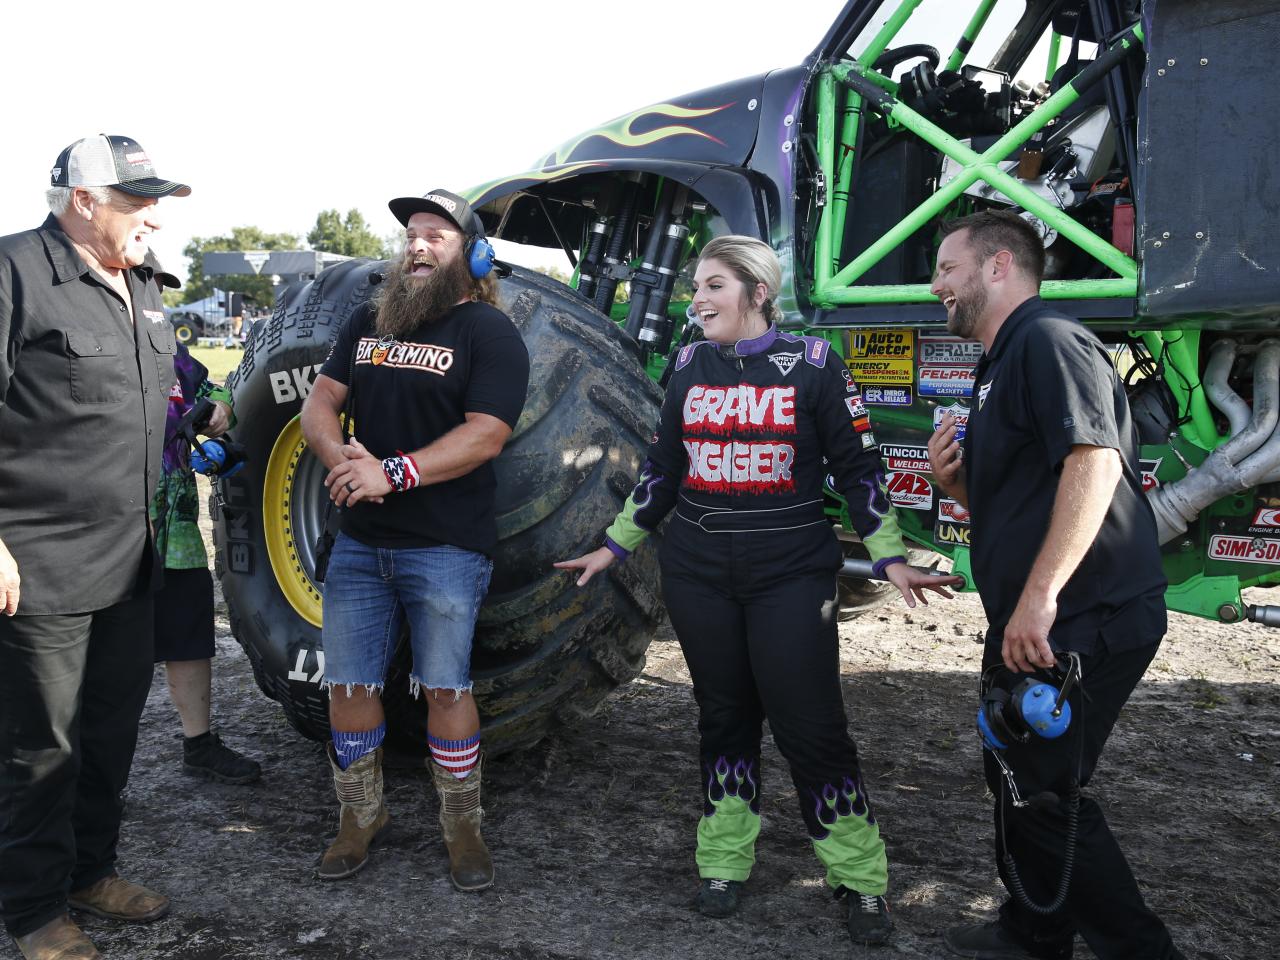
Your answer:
[374,251,473,338]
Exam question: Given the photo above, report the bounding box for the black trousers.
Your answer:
[982,641,1182,960]
[660,521,869,838]
[0,593,154,937]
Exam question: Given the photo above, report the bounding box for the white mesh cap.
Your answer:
[50,134,190,198]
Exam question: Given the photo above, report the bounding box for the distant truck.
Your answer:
[164,289,248,344]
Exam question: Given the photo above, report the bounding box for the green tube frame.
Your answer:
[945,0,1000,73]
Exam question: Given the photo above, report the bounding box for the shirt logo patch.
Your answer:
[143,309,165,325]
[768,352,802,377]
[356,336,454,376]
[978,379,993,410]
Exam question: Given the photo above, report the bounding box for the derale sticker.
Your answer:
[886,471,932,510]
[846,357,914,386]
[919,365,976,398]
[880,444,931,472]
[919,334,983,366]
[862,385,913,407]
[847,328,914,360]
[1208,535,1280,565]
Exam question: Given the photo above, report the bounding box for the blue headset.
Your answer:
[466,231,496,279]
[977,653,1081,751]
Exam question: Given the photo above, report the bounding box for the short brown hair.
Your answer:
[939,210,1046,284]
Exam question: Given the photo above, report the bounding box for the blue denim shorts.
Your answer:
[321,533,493,696]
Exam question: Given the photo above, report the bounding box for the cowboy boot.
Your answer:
[429,753,494,891]
[317,744,390,880]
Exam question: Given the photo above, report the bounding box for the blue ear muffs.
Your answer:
[466,235,496,279]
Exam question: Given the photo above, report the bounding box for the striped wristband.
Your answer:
[382,452,421,492]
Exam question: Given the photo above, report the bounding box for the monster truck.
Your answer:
[215,0,1280,753]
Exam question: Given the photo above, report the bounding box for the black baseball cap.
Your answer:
[50,135,191,199]
[388,189,484,238]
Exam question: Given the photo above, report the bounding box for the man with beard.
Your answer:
[300,189,529,891]
[926,211,1183,960]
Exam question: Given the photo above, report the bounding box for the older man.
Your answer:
[301,189,528,891]
[0,136,190,960]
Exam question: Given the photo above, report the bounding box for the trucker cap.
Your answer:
[50,135,191,198]
[388,189,484,237]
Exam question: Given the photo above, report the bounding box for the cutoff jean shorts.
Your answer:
[321,532,493,696]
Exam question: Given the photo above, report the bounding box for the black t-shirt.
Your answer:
[964,296,1166,654]
[319,299,529,554]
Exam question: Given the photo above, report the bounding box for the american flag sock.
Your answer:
[331,723,385,771]
[429,732,480,779]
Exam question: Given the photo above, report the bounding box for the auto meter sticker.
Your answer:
[932,403,970,441]
[886,471,933,510]
[880,444,931,472]
[1208,535,1280,564]
[847,328,914,360]
[862,385,913,406]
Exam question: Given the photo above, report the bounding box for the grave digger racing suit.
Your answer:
[604,325,908,895]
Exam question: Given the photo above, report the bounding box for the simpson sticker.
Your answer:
[846,357,914,385]
[880,444,931,472]
[683,439,796,493]
[932,404,970,440]
[682,384,797,435]
[919,334,983,366]
[938,497,970,525]
[356,337,454,376]
[769,352,802,376]
[862,385,913,407]
[847,328,914,359]
[1208,534,1280,564]
[919,365,976,398]
[886,471,933,510]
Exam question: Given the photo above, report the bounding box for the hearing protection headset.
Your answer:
[465,228,497,279]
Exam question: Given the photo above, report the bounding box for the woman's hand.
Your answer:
[883,561,964,608]
[203,399,233,438]
[554,546,617,587]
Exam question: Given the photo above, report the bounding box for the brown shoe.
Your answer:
[429,753,494,892]
[14,914,102,959]
[67,874,169,923]
[317,744,391,880]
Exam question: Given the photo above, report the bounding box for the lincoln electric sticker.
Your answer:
[918,333,981,399]
[846,328,914,394]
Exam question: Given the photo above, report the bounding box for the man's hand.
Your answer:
[0,538,19,616]
[927,414,968,507]
[1001,591,1058,672]
[883,561,964,608]
[202,399,232,438]
[554,546,617,587]
[323,437,389,506]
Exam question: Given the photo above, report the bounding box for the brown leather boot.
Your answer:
[13,915,101,960]
[429,753,494,891]
[67,874,169,923]
[317,744,391,880]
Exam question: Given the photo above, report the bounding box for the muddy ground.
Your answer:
[6,527,1277,959]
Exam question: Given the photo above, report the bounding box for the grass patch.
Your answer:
[189,345,245,384]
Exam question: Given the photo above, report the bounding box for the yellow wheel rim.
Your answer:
[263,416,326,628]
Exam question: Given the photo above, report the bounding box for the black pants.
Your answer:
[982,641,1182,960]
[660,520,869,837]
[0,594,154,937]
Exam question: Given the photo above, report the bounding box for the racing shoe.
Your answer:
[838,887,894,946]
[183,731,261,784]
[696,878,743,918]
[942,920,1068,959]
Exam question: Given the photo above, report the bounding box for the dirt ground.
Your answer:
[6,525,1277,960]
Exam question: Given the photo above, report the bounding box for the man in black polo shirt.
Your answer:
[0,136,190,960]
[301,189,528,892]
[926,211,1184,960]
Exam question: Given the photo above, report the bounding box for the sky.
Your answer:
[0,0,1029,284]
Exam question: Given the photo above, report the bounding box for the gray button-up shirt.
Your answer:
[0,215,174,614]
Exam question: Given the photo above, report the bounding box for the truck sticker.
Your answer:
[932,403,970,440]
[862,385,913,406]
[846,357,914,385]
[919,365,976,398]
[1209,535,1280,564]
[847,328,914,359]
[886,471,933,510]
[919,334,983,366]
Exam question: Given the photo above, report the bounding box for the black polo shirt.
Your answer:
[0,215,171,614]
[963,296,1166,654]
[320,299,529,555]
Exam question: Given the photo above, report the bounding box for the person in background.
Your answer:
[557,235,959,948]
[148,256,261,786]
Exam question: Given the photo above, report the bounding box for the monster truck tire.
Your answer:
[211,261,667,755]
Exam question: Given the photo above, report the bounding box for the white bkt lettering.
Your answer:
[683,384,796,428]
[684,440,795,483]
[287,647,326,684]
[269,363,324,404]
